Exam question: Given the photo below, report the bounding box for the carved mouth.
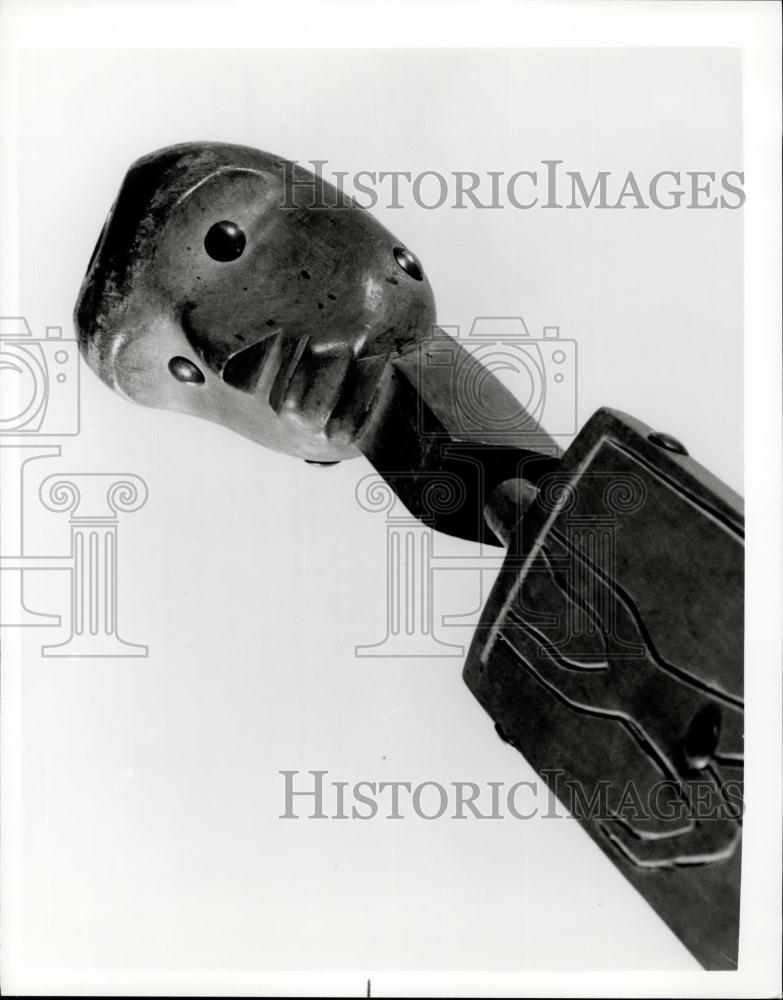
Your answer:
[221,335,277,392]
[221,330,315,412]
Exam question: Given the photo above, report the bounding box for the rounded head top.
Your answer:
[75,142,436,460]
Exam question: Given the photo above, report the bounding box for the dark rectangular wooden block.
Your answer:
[464,408,744,970]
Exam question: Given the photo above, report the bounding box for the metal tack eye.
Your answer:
[683,703,722,770]
[204,220,246,262]
[648,431,688,456]
[168,356,205,385]
[393,246,423,281]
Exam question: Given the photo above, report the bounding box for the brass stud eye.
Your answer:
[683,703,722,770]
[168,356,205,385]
[204,220,246,262]
[393,246,424,281]
[648,431,688,456]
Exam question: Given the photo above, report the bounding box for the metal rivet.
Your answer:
[683,703,722,770]
[204,220,246,262]
[168,356,205,385]
[393,246,424,281]
[648,431,688,456]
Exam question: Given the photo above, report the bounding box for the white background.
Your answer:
[1,2,780,997]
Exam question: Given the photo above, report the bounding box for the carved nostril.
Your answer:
[168,356,205,385]
[393,246,423,281]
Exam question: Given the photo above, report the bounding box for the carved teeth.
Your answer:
[221,334,277,392]
[268,334,310,414]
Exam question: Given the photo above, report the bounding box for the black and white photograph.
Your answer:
[0,1,780,996]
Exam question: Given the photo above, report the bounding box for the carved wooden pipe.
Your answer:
[75,142,744,970]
